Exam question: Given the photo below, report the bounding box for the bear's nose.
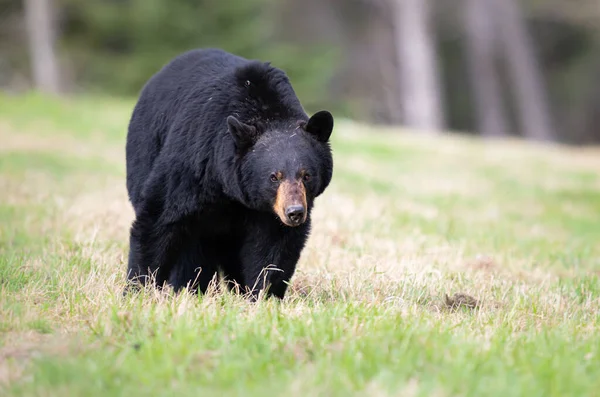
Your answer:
[285,205,305,225]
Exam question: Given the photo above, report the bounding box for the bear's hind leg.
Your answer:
[124,229,148,294]
[126,210,183,291]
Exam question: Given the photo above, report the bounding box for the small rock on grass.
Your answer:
[444,293,480,310]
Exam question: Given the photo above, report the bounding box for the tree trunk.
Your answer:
[373,5,402,125]
[492,0,555,141]
[464,0,509,138]
[394,0,445,132]
[24,0,61,94]
[583,52,600,144]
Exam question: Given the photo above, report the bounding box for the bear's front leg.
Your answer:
[243,260,289,302]
[239,225,309,301]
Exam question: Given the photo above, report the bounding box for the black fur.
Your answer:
[125,48,334,300]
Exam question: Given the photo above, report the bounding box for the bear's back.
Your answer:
[126,49,242,204]
[126,48,307,208]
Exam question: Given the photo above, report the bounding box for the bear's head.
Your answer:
[227,111,334,227]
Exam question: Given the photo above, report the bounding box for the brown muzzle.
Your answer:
[273,180,307,226]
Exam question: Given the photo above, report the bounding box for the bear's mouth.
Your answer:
[273,180,307,227]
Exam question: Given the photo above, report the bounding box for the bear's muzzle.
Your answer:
[273,180,307,227]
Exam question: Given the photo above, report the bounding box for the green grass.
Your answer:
[1,92,599,396]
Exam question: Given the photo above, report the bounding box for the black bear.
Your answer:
[125,48,334,300]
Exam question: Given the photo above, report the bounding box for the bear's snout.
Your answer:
[285,204,305,226]
[273,180,307,227]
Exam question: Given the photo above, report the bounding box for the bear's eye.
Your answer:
[303,173,311,182]
[270,173,279,183]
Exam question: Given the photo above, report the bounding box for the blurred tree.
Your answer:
[57,0,337,113]
[394,0,445,132]
[582,49,600,143]
[373,12,403,125]
[464,0,508,137]
[24,0,61,93]
[0,0,598,143]
[526,5,599,144]
[316,0,402,124]
[493,0,555,141]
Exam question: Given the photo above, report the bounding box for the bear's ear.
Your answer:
[304,110,334,143]
[227,116,258,150]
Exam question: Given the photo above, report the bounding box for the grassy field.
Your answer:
[0,92,599,396]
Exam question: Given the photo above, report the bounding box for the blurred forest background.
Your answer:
[1,0,599,144]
